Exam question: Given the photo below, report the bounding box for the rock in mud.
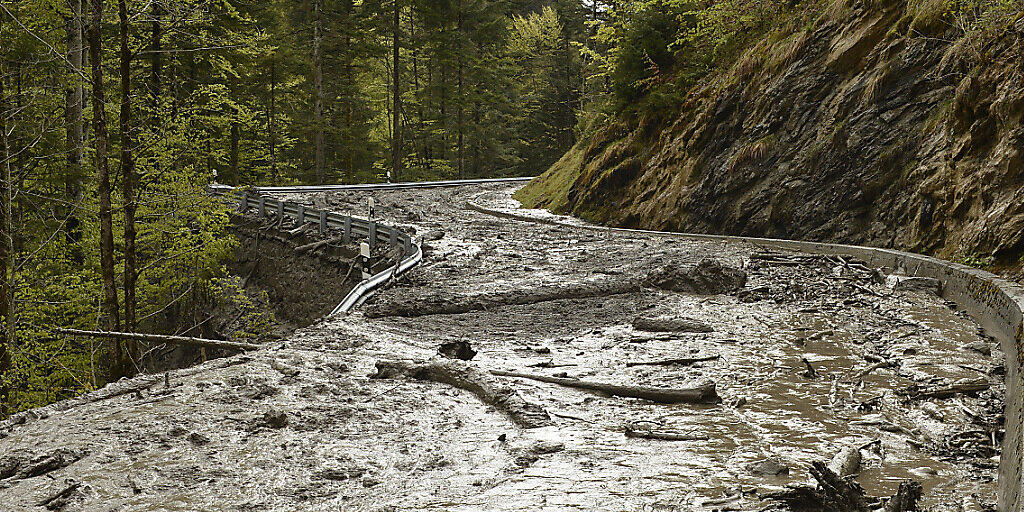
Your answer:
[438,341,477,361]
[423,229,445,241]
[2,448,86,481]
[512,440,565,467]
[632,315,713,333]
[886,275,942,295]
[188,432,211,446]
[746,455,790,476]
[647,259,747,294]
[262,408,289,429]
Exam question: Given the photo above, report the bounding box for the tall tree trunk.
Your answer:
[89,0,123,370]
[118,0,137,376]
[230,120,239,183]
[313,0,325,184]
[0,12,13,416]
[65,0,85,263]
[150,2,161,111]
[344,33,354,184]
[268,58,276,181]
[392,0,401,183]
[457,0,464,180]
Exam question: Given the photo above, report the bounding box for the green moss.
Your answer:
[922,99,953,133]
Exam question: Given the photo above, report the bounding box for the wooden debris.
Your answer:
[905,379,990,399]
[372,359,552,428]
[624,420,709,441]
[885,480,922,512]
[625,355,720,368]
[295,236,343,253]
[490,369,719,404]
[55,328,260,352]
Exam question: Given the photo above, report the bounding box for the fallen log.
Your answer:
[850,360,893,383]
[624,421,709,441]
[625,355,720,368]
[906,379,990,399]
[631,316,713,333]
[372,359,552,428]
[490,369,719,404]
[364,259,746,318]
[55,329,260,352]
[295,236,343,253]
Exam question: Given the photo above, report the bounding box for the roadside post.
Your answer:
[360,242,372,280]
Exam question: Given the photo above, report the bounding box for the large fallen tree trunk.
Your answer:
[372,359,552,428]
[364,259,747,318]
[55,329,260,352]
[490,370,719,404]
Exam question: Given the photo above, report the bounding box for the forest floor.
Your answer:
[0,185,1006,511]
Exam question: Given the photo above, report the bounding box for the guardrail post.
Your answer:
[277,201,285,225]
[404,236,411,255]
[239,193,248,211]
[389,228,398,249]
[343,217,351,243]
[319,210,327,235]
[258,196,266,218]
[297,204,305,226]
[368,221,377,250]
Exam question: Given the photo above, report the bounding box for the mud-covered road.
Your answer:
[0,185,1006,511]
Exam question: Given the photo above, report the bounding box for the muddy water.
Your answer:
[0,184,1002,511]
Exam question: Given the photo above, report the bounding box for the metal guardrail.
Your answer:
[211,185,423,316]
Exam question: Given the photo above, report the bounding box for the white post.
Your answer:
[360,242,372,280]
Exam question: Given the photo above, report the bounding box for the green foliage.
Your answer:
[954,252,996,269]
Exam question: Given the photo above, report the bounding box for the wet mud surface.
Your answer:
[0,185,1005,511]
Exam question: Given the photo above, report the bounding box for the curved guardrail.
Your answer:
[211,185,422,316]
[466,194,1024,511]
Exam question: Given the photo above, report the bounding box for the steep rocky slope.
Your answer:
[518,0,1024,267]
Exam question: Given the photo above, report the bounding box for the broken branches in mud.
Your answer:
[372,359,553,428]
[490,370,719,404]
[55,329,261,352]
[625,355,720,367]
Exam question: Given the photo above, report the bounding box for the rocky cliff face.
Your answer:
[519,0,1024,267]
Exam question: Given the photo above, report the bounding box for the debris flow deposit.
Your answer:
[0,184,1004,511]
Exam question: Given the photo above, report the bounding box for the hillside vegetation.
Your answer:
[518,0,1024,268]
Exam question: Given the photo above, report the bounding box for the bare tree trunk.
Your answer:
[457,0,464,180]
[313,0,325,184]
[89,0,123,371]
[344,33,354,184]
[0,13,13,415]
[150,2,161,111]
[117,0,138,378]
[230,120,239,183]
[391,0,401,183]
[268,58,276,181]
[65,0,85,263]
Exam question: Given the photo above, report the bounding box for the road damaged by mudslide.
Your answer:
[0,184,1007,511]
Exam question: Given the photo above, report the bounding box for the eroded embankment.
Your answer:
[229,217,362,326]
